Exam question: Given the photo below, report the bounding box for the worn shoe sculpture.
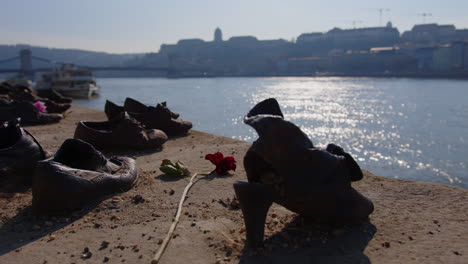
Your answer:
[32,138,138,214]
[234,98,374,248]
[105,98,192,137]
[124,97,180,119]
[0,83,71,114]
[0,118,47,191]
[74,111,168,150]
[36,89,73,104]
[0,98,62,125]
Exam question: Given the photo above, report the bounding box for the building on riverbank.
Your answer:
[128,24,468,77]
[401,24,468,44]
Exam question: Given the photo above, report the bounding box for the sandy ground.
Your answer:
[0,105,466,264]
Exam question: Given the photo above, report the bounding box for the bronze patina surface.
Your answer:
[234,98,374,248]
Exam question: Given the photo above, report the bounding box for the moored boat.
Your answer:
[35,63,99,99]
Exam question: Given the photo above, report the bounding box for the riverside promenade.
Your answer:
[0,105,466,264]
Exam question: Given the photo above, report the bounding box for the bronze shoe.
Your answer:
[104,99,124,121]
[42,100,71,114]
[1,83,71,113]
[0,118,46,191]
[105,98,191,137]
[74,112,168,150]
[235,98,374,248]
[36,89,72,104]
[124,97,180,119]
[0,99,62,125]
[32,138,138,214]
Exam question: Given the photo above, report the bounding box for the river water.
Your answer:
[72,77,468,188]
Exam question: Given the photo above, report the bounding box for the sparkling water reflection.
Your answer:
[75,77,468,188]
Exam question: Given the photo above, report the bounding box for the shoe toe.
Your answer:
[39,113,63,124]
[146,129,168,147]
[168,119,192,136]
[171,112,180,119]
[178,119,192,129]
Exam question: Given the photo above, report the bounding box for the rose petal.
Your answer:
[205,152,224,165]
[205,152,236,175]
[216,156,237,175]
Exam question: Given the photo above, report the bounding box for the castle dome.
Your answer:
[214,27,222,42]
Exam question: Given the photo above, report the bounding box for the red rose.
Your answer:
[205,152,236,175]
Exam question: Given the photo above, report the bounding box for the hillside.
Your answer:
[0,44,144,69]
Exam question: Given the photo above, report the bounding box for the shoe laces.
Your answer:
[22,127,47,160]
[122,113,146,129]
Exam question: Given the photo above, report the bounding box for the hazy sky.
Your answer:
[2,0,467,54]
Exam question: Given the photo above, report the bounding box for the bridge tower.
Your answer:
[19,49,33,76]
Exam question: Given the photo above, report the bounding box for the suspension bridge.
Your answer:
[0,49,171,76]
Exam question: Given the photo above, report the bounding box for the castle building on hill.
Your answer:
[141,24,468,76]
[297,21,400,51]
[401,24,468,44]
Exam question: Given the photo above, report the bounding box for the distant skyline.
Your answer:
[2,0,468,54]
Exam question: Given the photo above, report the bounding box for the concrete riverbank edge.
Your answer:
[1,104,466,264]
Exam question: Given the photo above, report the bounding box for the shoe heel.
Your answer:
[233,181,273,248]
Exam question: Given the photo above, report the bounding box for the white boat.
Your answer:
[35,63,100,99]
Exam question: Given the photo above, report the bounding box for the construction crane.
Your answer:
[352,20,363,29]
[377,8,390,26]
[417,13,432,24]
